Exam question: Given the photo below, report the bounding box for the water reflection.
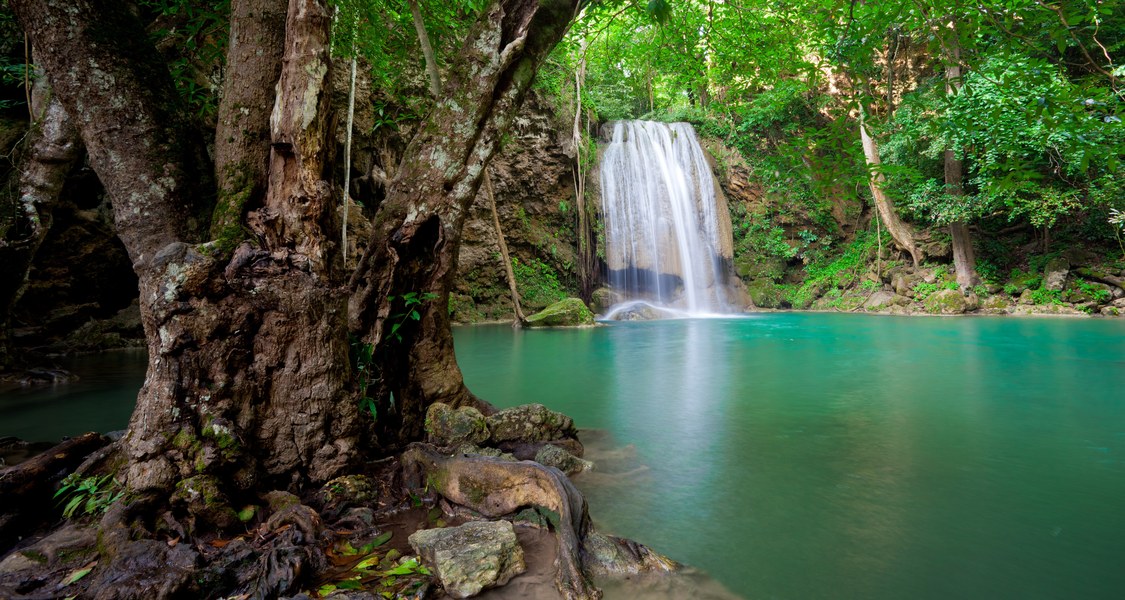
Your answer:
[457,315,1125,600]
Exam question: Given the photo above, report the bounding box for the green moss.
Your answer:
[20,550,47,564]
[525,297,594,327]
[237,505,258,523]
[172,428,196,449]
[208,162,256,256]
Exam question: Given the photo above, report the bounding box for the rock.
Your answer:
[745,279,782,308]
[1018,289,1035,305]
[487,404,577,444]
[590,288,621,314]
[455,444,517,461]
[924,289,972,314]
[1013,303,1083,316]
[88,539,200,600]
[1043,256,1070,291]
[1113,298,1125,308]
[525,298,594,327]
[736,257,787,281]
[582,531,678,578]
[980,295,1011,313]
[605,302,666,321]
[1100,306,1120,316]
[534,444,593,476]
[408,521,526,598]
[863,290,896,311]
[426,403,490,446]
[320,474,376,507]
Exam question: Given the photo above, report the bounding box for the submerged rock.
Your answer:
[409,520,526,598]
[534,443,593,476]
[525,298,594,327]
[426,403,490,446]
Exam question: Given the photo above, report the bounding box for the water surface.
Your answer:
[455,314,1125,600]
[4,316,1125,599]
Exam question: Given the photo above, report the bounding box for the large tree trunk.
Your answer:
[0,72,82,372]
[12,0,361,511]
[858,111,922,267]
[943,26,980,290]
[350,0,579,446]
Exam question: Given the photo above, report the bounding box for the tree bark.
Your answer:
[11,0,361,509]
[858,111,922,267]
[943,24,980,290]
[486,171,528,326]
[350,0,580,446]
[0,72,82,372]
[212,0,287,244]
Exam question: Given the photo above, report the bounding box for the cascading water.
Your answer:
[599,120,737,318]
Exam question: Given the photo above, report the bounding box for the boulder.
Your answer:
[980,295,1012,314]
[862,290,896,311]
[1043,256,1070,291]
[425,403,489,446]
[525,298,594,327]
[487,404,577,444]
[534,444,593,476]
[408,521,525,598]
[590,288,621,314]
[924,289,975,314]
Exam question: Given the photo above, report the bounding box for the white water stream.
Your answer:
[599,121,735,317]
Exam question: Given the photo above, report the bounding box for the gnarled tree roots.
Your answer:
[402,443,678,600]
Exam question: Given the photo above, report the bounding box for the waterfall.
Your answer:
[599,120,736,316]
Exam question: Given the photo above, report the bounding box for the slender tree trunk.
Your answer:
[410,0,443,98]
[0,73,82,372]
[350,0,580,446]
[858,110,922,267]
[572,46,594,299]
[12,0,361,511]
[212,0,287,244]
[486,171,528,326]
[943,24,980,290]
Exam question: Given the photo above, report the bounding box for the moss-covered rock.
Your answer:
[534,443,593,476]
[486,404,576,444]
[409,521,525,598]
[590,288,621,314]
[1043,256,1070,291]
[980,294,1012,314]
[525,297,594,327]
[426,402,490,446]
[736,256,787,281]
[746,279,782,308]
[924,289,973,314]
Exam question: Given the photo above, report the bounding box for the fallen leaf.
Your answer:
[62,560,97,586]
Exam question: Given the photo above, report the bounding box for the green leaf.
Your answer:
[365,531,393,549]
[63,567,93,586]
[410,310,420,321]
